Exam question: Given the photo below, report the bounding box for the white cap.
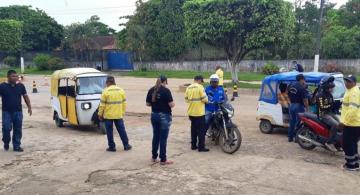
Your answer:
[210,74,219,82]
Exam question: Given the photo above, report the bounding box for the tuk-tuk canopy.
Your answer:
[262,71,331,84]
[259,71,344,104]
[51,68,103,80]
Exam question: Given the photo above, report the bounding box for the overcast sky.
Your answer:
[0,0,349,31]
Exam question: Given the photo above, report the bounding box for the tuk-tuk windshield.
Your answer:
[77,76,106,95]
[332,77,346,99]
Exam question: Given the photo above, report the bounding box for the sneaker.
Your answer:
[198,148,210,152]
[160,160,174,165]
[325,143,337,152]
[4,144,9,151]
[13,147,24,152]
[124,145,132,151]
[151,158,159,163]
[106,148,116,152]
[288,138,294,142]
[191,145,198,150]
[342,164,360,171]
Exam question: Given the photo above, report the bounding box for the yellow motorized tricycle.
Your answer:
[50,68,107,133]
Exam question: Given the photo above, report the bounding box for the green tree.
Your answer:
[0,6,63,51]
[337,0,360,28]
[321,25,360,59]
[0,19,23,53]
[63,15,115,49]
[183,0,295,82]
[119,0,187,61]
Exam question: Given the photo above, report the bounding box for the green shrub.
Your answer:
[34,54,52,70]
[262,62,280,75]
[3,56,17,66]
[33,54,65,70]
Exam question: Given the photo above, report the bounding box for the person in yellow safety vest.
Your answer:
[339,75,360,171]
[98,76,132,152]
[216,65,224,87]
[185,75,209,152]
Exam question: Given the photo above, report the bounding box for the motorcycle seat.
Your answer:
[300,112,330,128]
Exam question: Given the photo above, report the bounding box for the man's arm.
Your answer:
[122,90,127,114]
[146,89,152,107]
[23,95,32,116]
[343,93,360,122]
[98,92,106,120]
[200,87,208,103]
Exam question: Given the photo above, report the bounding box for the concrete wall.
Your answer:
[134,59,360,73]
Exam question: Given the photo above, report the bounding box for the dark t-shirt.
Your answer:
[288,82,307,105]
[146,86,173,114]
[0,82,27,112]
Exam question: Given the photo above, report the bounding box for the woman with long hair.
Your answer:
[146,75,175,165]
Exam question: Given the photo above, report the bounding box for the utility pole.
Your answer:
[314,0,325,72]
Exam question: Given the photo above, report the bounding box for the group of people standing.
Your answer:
[96,66,225,165]
[279,72,360,171]
[2,67,359,171]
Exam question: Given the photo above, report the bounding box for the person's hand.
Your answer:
[28,108,32,116]
[98,115,104,121]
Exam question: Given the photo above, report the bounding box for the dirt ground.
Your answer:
[0,75,359,195]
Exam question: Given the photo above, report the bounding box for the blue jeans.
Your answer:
[2,111,23,149]
[151,112,172,162]
[205,111,214,132]
[104,119,129,149]
[288,103,305,140]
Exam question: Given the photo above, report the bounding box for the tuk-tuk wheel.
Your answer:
[259,120,273,134]
[55,113,64,127]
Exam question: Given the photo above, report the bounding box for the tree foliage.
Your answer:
[0,19,23,53]
[119,0,187,61]
[0,6,63,51]
[183,0,295,81]
[63,15,115,48]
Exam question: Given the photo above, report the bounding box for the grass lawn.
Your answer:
[113,70,266,82]
[0,67,53,77]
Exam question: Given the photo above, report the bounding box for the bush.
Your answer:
[3,56,17,66]
[262,62,280,75]
[33,54,65,70]
[34,54,52,70]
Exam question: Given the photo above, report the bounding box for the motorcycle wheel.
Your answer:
[219,127,242,154]
[296,126,316,150]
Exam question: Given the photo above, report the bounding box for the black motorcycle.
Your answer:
[207,102,242,154]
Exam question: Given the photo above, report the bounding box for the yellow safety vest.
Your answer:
[98,85,126,119]
[340,86,360,127]
[185,83,208,116]
[216,69,224,86]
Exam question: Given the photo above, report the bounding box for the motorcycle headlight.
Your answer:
[226,108,234,118]
[81,103,92,110]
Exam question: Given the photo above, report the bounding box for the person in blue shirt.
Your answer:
[287,74,309,142]
[205,74,226,131]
